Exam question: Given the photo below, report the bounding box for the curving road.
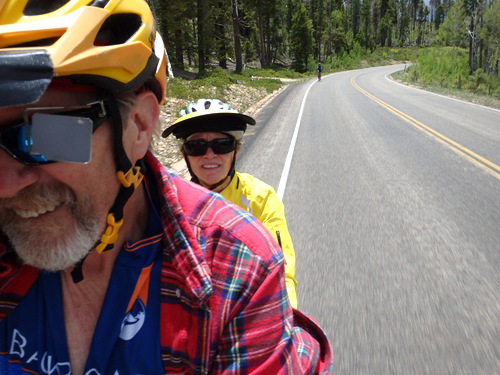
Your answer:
[238,64,500,374]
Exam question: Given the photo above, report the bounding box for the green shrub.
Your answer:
[393,47,500,106]
[410,47,471,89]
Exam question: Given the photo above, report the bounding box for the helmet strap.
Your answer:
[205,168,235,191]
[71,98,145,283]
[95,98,145,254]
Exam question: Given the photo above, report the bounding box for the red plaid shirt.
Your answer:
[0,152,332,374]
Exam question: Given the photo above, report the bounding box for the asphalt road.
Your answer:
[238,64,500,374]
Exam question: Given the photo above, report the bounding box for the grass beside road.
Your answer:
[393,69,500,110]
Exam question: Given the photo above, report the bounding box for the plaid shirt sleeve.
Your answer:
[147,153,332,374]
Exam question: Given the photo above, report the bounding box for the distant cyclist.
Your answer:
[317,62,323,81]
[162,99,298,308]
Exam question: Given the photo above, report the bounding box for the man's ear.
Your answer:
[126,90,160,162]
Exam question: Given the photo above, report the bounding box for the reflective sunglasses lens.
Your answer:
[0,100,108,165]
[0,125,49,164]
[183,141,207,156]
[211,138,236,154]
[183,138,236,156]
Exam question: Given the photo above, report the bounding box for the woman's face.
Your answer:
[184,131,238,191]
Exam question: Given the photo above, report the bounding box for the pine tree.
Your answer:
[290,1,314,72]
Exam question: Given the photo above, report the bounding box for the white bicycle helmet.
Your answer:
[162,98,255,141]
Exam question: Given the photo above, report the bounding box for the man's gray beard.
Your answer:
[0,184,101,272]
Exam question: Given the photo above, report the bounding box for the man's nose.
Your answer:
[0,150,40,198]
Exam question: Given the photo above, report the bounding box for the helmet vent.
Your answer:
[11,38,60,48]
[96,14,143,45]
[24,0,70,16]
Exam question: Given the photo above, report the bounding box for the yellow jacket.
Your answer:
[220,172,298,308]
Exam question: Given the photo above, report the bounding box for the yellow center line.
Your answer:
[351,75,500,180]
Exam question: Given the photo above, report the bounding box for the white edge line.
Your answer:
[277,79,317,200]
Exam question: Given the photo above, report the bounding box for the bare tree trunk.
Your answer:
[265,17,271,66]
[467,9,478,74]
[257,8,267,67]
[217,0,227,69]
[174,29,183,69]
[197,0,206,73]
[232,0,243,73]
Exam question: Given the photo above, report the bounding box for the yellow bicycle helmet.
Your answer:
[0,0,168,282]
[0,0,168,107]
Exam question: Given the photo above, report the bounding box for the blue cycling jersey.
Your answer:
[0,189,164,375]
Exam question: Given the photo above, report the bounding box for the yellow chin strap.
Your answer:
[95,166,144,254]
[95,214,123,254]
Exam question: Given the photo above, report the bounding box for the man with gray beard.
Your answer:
[0,0,332,374]
[0,182,99,271]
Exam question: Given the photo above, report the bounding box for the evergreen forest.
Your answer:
[155,0,499,80]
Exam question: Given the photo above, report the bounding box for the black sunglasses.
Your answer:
[183,138,237,157]
[0,100,109,166]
